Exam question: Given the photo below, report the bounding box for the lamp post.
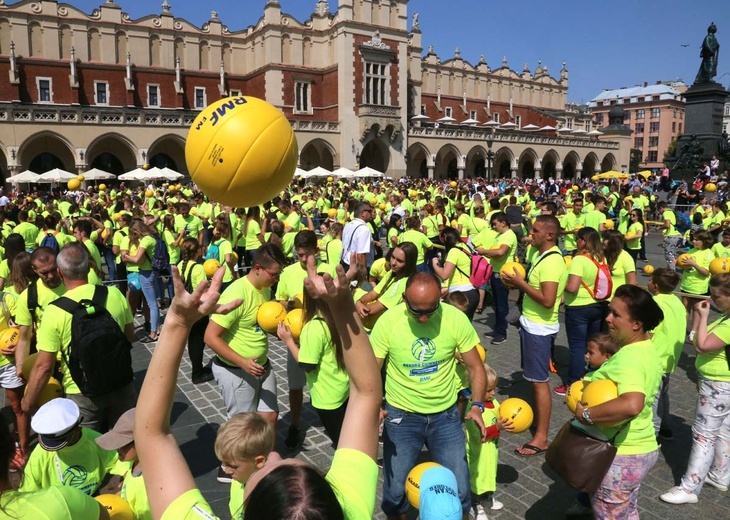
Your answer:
[486,131,495,179]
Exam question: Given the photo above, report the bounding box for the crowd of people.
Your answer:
[0,171,726,519]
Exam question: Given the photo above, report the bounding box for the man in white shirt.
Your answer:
[0,190,9,208]
[341,202,374,270]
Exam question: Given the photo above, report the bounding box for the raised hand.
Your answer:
[167,265,242,326]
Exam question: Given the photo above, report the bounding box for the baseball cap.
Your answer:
[95,408,135,451]
[31,398,82,451]
[419,465,462,520]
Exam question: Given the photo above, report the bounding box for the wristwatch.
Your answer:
[470,401,485,413]
[581,407,594,425]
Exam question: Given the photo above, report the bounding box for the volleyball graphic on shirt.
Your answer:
[411,337,436,363]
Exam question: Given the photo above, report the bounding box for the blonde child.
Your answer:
[214,413,274,520]
[465,363,512,520]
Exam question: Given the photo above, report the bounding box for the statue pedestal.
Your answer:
[683,82,728,136]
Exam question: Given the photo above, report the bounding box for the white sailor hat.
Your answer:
[30,398,82,451]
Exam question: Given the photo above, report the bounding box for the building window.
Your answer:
[194,87,207,109]
[147,85,160,107]
[725,105,730,116]
[650,122,660,133]
[635,123,645,133]
[566,118,573,129]
[470,110,477,120]
[94,81,108,105]
[653,95,660,101]
[651,107,661,118]
[493,113,499,123]
[637,97,645,103]
[634,137,643,149]
[294,81,312,114]
[636,109,645,119]
[515,115,522,128]
[230,90,242,97]
[364,61,388,106]
[445,107,452,118]
[672,122,676,133]
[595,114,604,124]
[37,78,52,103]
[649,136,659,147]
[421,104,426,115]
[623,111,631,122]
[678,123,682,133]
[647,151,658,162]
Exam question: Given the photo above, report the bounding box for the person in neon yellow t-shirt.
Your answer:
[135,260,381,520]
[502,215,567,457]
[660,273,730,505]
[574,285,663,518]
[679,230,714,341]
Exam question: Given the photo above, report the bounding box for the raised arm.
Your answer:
[134,266,242,519]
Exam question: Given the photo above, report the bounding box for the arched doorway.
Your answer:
[466,146,487,178]
[0,148,9,183]
[563,151,579,179]
[149,153,178,170]
[583,153,598,178]
[299,139,336,171]
[19,132,75,172]
[86,133,137,174]
[91,153,125,175]
[406,143,430,179]
[518,149,538,179]
[601,153,616,172]
[493,147,515,179]
[148,135,187,175]
[434,145,461,180]
[542,150,560,179]
[359,138,390,174]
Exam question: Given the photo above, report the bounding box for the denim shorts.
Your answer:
[519,327,556,383]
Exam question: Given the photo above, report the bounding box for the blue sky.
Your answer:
[63,0,730,103]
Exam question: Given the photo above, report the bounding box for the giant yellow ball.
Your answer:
[256,301,287,334]
[185,96,298,207]
[203,259,221,278]
[449,181,457,188]
[145,189,154,198]
[99,183,107,191]
[498,397,534,433]
[564,255,572,270]
[677,253,693,270]
[22,352,38,380]
[405,462,442,509]
[284,309,304,340]
[571,185,579,191]
[67,178,80,191]
[500,262,526,288]
[95,494,135,520]
[25,377,63,407]
[709,257,730,275]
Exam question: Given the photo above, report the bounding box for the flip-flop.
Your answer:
[514,443,547,457]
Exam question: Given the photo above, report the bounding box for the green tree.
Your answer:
[629,148,642,173]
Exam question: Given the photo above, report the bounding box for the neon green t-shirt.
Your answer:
[591,340,662,456]
[178,260,207,292]
[565,255,605,308]
[208,239,234,283]
[163,228,181,265]
[174,214,204,241]
[489,229,517,274]
[583,210,606,235]
[15,281,67,328]
[610,251,635,298]
[19,428,122,495]
[651,293,687,374]
[422,215,441,239]
[244,220,262,251]
[324,239,343,267]
[399,230,432,265]
[371,303,479,414]
[679,248,714,295]
[275,261,337,302]
[445,246,472,289]
[369,257,388,283]
[211,277,270,366]
[662,210,681,237]
[711,242,730,259]
[561,213,583,251]
[325,448,378,520]
[0,485,102,520]
[298,317,350,410]
[229,480,244,520]
[697,315,730,382]
[14,221,40,250]
[373,271,409,310]
[36,284,132,395]
[121,468,152,520]
[160,488,219,520]
[457,214,473,238]
[626,222,643,250]
[521,247,567,325]
[465,398,499,495]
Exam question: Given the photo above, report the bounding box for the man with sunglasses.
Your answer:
[341,202,374,270]
[205,243,287,481]
[371,272,487,519]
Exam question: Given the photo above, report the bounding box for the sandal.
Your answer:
[514,443,547,457]
[140,335,158,344]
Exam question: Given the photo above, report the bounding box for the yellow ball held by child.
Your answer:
[95,494,135,520]
[327,209,337,219]
[500,262,526,288]
[405,461,442,509]
[284,308,304,340]
[709,257,730,275]
[185,96,298,208]
[203,259,221,278]
[676,253,692,270]
[498,397,534,433]
[566,380,588,413]
[256,301,288,334]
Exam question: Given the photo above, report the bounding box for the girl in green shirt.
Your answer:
[624,210,644,262]
[679,230,714,340]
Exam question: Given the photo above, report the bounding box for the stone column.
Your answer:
[428,166,434,180]
[555,166,563,180]
[576,169,582,179]
[533,167,541,180]
[458,167,464,179]
[510,168,517,179]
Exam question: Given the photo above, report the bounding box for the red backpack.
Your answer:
[456,244,493,287]
[579,254,613,301]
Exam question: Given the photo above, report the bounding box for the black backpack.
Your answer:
[144,235,171,272]
[40,232,61,254]
[51,285,133,396]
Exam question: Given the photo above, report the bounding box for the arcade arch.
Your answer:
[299,138,337,171]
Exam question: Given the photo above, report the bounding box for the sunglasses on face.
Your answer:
[403,296,440,317]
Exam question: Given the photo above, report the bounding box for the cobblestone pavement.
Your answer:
[133,231,728,519]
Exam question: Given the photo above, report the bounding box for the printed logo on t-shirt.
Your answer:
[63,465,97,495]
[411,337,436,362]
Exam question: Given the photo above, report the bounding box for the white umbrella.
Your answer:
[571,129,588,135]
[356,167,384,178]
[157,167,183,180]
[538,125,556,131]
[460,118,480,125]
[7,170,40,183]
[483,120,500,127]
[556,127,572,133]
[118,168,151,181]
[294,168,308,178]
[500,122,518,129]
[411,114,430,121]
[331,167,356,178]
[436,116,456,123]
[306,166,332,178]
[522,124,540,131]
[82,168,116,180]
[36,168,78,183]
[586,130,604,136]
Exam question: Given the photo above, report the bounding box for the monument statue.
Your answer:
[412,12,419,30]
[695,22,719,84]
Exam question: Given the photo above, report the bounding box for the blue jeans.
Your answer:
[139,270,160,333]
[155,265,174,302]
[565,303,604,384]
[490,275,509,338]
[102,245,117,282]
[381,402,471,515]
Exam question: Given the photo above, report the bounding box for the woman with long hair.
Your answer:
[159,213,183,304]
[574,285,664,518]
[387,214,403,250]
[432,226,480,320]
[121,219,161,343]
[624,209,645,262]
[278,290,350,446]
[0,234,26,291]
[242,206,264,268]
[134,262,381,519]
[558,227,611,395]
[323,222,343,268]
[660,273,730,505]
[603,229,637,299]
[8,252,36,297]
